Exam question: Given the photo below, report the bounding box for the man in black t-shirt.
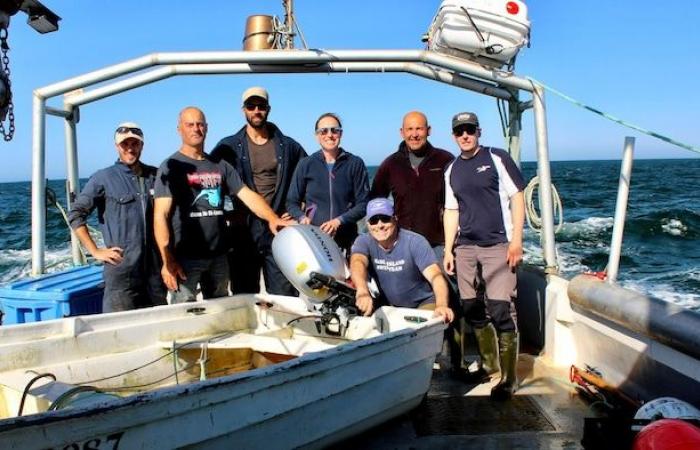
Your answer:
[154,107,293,303]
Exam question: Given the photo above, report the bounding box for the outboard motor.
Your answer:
[272,225,359,336]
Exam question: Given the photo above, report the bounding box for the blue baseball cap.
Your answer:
[366,198,394,219]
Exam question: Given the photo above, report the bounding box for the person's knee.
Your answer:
[486,300,517,332]
[461,298,489,328]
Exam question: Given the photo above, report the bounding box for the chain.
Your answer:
[0,27,15,141]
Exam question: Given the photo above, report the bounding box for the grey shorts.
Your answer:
[454,243,516,301]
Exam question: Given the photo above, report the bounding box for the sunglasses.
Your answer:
[453,124,478,136]
[368,214,393,225]
[316,127,342,136]
[115,126,143,137]
[244,103,269,112]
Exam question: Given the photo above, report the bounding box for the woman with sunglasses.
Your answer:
[287,112,370,254]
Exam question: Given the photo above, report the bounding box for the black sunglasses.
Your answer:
[453,124,478,136]
[316,127,342,136]
[244,103,269,112]
[115,126,143,137]
[368,214,393,225]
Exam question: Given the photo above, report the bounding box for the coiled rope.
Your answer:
[524,176,563,234]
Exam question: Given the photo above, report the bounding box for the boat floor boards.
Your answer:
[335,354,593,449]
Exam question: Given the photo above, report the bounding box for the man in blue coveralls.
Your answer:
[69,122,167,312]
[350,198,454,323]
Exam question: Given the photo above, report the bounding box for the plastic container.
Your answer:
[0,265,104,325]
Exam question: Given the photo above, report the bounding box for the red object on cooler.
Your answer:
[633,419,700,450]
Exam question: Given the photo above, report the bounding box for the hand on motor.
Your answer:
[299,216,312,225]
[443,252,455,275]
[320,218,341,236]
[433,305,455,323]
[93,247,124,265]
[161,259,186,292]
[507,240,523,269]
[268,216,297,235]
[355,291,373,317]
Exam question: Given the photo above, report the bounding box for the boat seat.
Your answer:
[158,333,336,357]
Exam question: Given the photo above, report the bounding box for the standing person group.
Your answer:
[69,93,525,400]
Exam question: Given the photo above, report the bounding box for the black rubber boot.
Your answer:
[474,323,500,376]
[490,331,519,401]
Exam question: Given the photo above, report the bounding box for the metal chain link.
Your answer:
[0,27,15,141]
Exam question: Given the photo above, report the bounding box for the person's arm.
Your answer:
[68,174,124,265]
[237,186,294,234]
[350,252,374,317]
[369,161,390,199]
[74,225,123,265]
[337,159,371,225]
[507,191,525,269]
[443,209,459,275]
[422,263,454,323]
[154,197,186,291]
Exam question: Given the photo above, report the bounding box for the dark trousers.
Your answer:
[228,231,298,297]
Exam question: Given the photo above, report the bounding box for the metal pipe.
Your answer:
[607,137,635,283]
[45,106,72,118]
[65,62,515,107]
[531,84,558,273]
[507,95,522,166]
[31,95,46,275]
[64,104,84,266]
[39,50,533,101]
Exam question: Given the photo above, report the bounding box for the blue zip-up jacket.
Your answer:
[211,122,306,248]
[68,161,159,285]
[286,148,370,250]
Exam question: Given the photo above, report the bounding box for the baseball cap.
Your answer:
[242,86,269,104]
[366,198,394,219]
[451,112,479,130]
[114,122,144,145]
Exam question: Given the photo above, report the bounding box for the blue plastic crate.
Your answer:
[0,265,104,325]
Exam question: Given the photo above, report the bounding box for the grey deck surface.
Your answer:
[333,354,593,449]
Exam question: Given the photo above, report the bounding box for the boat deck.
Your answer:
[337,353,594,449]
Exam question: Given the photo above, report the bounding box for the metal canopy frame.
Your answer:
[30,49,558,275]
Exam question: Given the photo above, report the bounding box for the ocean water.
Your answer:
[0,159,698,311]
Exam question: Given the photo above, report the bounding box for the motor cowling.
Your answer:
[271,225,347,302]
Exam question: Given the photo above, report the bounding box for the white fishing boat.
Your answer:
[0,288,446,449]
[1,1,699,448]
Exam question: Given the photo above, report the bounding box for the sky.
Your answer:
[1,0,699,182]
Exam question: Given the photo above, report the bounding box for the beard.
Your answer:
[246,113,268,130]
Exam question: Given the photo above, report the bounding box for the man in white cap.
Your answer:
[69,122,167,312]
[350,198,454,323]
[211,87,306,296]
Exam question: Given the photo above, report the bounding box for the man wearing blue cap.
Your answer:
[350,198,454,322]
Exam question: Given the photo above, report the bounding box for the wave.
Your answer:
[626,209,699,240]
[0,246,77,285]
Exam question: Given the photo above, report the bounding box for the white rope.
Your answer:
[524,176,563,234]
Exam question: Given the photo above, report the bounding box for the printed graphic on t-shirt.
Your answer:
[373,257,406,273]
[187,172,223,216]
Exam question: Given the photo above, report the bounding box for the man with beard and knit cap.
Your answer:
[210,87,306,296]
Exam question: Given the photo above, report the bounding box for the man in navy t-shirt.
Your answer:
[443,111,526,400]
[350,198,454,323]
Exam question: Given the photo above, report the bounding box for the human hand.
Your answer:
[320,218,341,236]
[161,259,187,292]
[299,216,312,225]
[280,212,297,223]
[268,216,297,235]
[93,247,124,265]
[355,291,373,317]
[507,240,523,269]
[433,305,455,323]
[443,252,455,275]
